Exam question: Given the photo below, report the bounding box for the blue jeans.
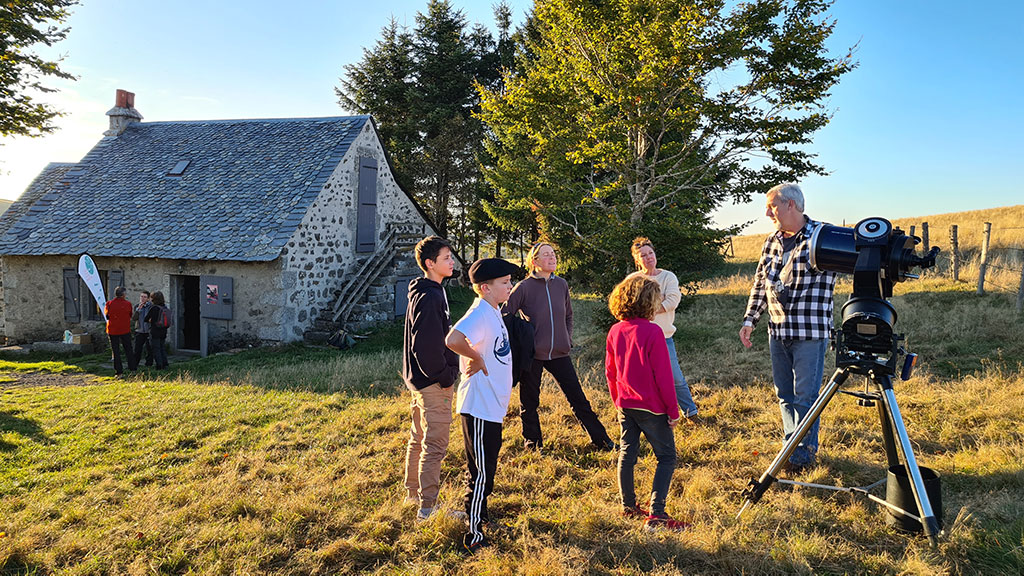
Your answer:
[769,338,828,466]
[617,408,676,516]
[666,337,697,417]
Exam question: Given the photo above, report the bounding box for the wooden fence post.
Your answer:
[977,222,992,295]
[1017,262,1024,314]
[949,225,959,282]
[921,222,930,252]
[910,225,916,238]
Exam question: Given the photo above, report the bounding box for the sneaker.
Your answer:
[415,507,434,521]
[622,504,648,519]
[403,496,419,507]
[783,460,814,476]
[524,440,542,452]
[644,513,691,532]
[462,533,489,555]
[594,439,618,452]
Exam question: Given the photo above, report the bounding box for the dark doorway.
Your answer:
[175,275,201,350]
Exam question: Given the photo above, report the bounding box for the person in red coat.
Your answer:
[105,286,136,377]
[605,275,688,531]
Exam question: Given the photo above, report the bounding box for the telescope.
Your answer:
[810,218,939,356]
[738,217,944,546]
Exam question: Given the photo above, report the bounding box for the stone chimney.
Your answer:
[104,89,143,136]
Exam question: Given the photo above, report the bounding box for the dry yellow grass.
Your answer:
[2,206,1023,574]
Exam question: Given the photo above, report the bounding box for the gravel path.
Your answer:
[0,370,104,389]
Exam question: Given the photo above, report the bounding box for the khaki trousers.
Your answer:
[403,383,454,508]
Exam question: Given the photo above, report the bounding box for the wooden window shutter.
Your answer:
[356,157,378,253]
[107,270,125,299]
[63,268,81,322]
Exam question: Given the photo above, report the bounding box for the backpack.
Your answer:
[156,305,173,328]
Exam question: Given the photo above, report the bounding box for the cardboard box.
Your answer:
[71,333,91,345]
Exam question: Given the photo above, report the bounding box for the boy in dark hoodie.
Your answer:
[403,235,461,521]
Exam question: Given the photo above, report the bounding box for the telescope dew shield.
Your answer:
[809,224,858,274]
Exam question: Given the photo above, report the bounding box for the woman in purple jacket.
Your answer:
[503,242,615,451]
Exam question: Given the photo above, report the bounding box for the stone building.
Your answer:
[0,90,446,352]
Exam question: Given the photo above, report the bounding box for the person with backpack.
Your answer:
[144,291,172,369]
[131,290,155,368]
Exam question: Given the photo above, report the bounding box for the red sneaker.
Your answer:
[621,504,648,519]
[645,513,691,532]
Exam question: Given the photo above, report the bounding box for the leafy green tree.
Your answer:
[478,0,855,288]
[1,0,78,138]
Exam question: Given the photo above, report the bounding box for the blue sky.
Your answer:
[1,0,1021,234]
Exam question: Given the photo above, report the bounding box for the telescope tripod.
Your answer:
[737,355,942,546]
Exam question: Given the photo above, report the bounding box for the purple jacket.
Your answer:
[503,273,573,360]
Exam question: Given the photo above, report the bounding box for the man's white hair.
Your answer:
[768,182,804,212]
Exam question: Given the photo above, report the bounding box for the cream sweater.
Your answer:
[627,269,681,339]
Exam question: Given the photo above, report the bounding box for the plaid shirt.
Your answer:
[743,216,837,340]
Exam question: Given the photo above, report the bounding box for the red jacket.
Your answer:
[105,297,133,335]
[605,318,680,420]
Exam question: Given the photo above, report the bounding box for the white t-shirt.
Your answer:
[453,298,513,423]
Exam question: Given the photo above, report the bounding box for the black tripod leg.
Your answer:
[876,391,900,468]
[880,382,941,545]
[738,367,850,518]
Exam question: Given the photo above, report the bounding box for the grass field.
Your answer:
[2,207,1023,574]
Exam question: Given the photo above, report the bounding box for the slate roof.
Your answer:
[0,116,369,261]
[0,163,76,239]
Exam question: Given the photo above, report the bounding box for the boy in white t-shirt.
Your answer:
[445,257,519,554]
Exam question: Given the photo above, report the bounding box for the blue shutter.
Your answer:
[394,276,417,317]
[63,268,81,322]
[356,157,378,253]
[107,270,124,298]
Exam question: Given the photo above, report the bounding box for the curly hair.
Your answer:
[608,275,660,321]
[630,236,653,259]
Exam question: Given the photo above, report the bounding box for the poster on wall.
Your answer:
[78,254,107,321]
[199,275,233,320]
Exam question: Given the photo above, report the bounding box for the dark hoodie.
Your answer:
[402,277,460,391]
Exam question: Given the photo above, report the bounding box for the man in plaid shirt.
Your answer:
[739,183,837,473]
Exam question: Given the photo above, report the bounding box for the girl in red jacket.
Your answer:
[605,275,688,531]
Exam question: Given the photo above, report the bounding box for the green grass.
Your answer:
[2,280,1023,573]
[0,360,85,374]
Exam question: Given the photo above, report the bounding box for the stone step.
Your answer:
[303,330,332,344]
[312,318,343,331]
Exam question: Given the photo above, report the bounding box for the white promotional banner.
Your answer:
[78,254,107,321]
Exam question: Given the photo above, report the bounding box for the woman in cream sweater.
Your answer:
[627,237,699,419]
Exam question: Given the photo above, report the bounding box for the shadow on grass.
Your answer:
[0,409,52,451]
[0,552,49,576]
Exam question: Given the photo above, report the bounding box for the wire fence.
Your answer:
[920,221,1024,314]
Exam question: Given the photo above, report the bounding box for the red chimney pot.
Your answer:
[115,89,135,109]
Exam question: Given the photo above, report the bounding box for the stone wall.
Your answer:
[280,121,436,337]
[0,257,6,344]
[0,254,285,346]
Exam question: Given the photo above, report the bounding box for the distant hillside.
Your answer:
[729,204,1024,263]
[0,199,12,216]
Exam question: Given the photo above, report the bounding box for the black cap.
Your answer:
[468,258,520,284]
